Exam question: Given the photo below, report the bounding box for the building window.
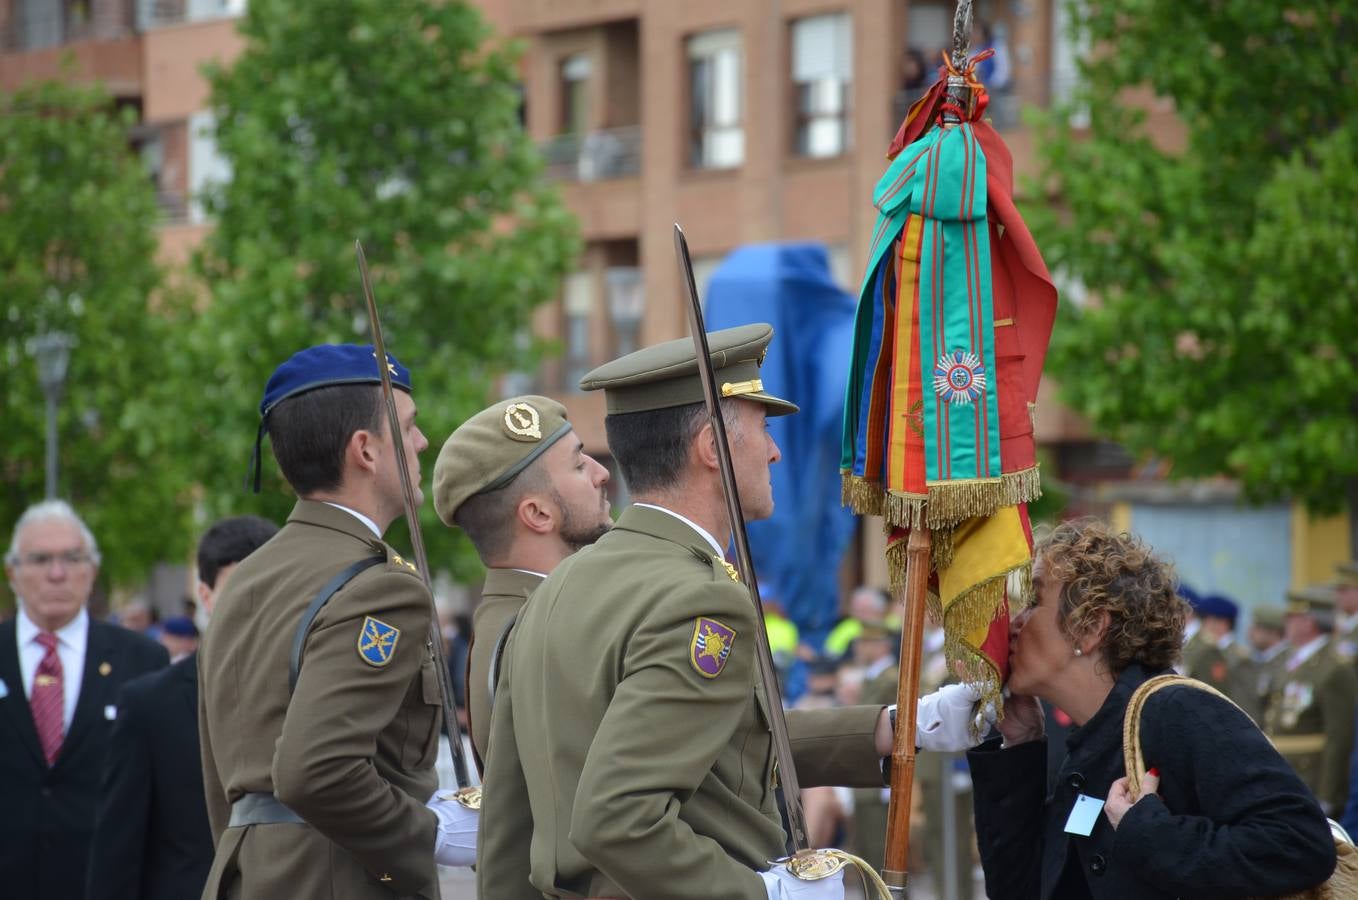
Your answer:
[559,53,592,136]
[791,13,852,159]
[687,29,744,170]
[561,271,595,391]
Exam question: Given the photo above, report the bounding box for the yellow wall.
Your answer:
[1290,503,1351,588]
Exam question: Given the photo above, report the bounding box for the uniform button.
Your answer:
[1089,854,1107,876]
[1067,772,1085,790]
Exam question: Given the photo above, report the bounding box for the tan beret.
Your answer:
[579,323,798,416]
[433,395,572,526]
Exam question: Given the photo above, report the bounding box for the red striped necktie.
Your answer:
[30,631,64,766]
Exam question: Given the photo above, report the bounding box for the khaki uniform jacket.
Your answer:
[1185,638,1261,724]
[477,505,887,900]
[1263,638,1358,814]
[198,501,441,899]
[467,568,541,767]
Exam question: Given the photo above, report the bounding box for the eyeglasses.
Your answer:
[15,550,94,569]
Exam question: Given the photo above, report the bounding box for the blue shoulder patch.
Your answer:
[358,615,401,667]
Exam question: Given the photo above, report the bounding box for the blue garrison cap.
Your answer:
[249,343,412,492]
[1197,593,1239,625]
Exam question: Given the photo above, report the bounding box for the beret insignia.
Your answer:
[503,402,542,441]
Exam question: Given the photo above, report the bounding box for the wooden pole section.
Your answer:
[880,526,932,895]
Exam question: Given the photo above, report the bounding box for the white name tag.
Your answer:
[1063,793,1105,836]
[104,704,118,721]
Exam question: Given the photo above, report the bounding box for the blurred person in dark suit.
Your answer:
[1,500,169,899]
[86,515,277,900]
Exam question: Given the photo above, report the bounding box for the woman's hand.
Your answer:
[996,691,1045,747]
[1104,768,1159,830]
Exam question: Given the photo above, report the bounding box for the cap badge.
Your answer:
[504,402,542,441]
[690,617,737,678]
[371,350,397,377]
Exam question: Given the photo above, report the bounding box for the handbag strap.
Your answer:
[1122,673,1246,801]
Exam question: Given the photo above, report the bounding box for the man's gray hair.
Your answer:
[5,500,102,567]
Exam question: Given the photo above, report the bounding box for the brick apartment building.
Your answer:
[1,0,1117,584]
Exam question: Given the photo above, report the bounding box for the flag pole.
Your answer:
[880,2,972,895]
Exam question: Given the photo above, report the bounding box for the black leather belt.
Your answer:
[228,792,305,827]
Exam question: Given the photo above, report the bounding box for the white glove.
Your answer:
[914,682,995,752]
[426,791,479,867]
[757,864,845,899]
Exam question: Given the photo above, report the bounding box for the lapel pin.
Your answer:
[99,662,112,676]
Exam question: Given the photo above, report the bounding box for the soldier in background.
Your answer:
[1184,594,1261,722]
[1332,562,1358,663]
[1248,605,1288,719]
[1264,585,1358,816]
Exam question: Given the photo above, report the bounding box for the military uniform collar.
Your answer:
[1287,634,1329,670]
[482,567,544,599]
[288,499,387,549]
[630,503,725,559]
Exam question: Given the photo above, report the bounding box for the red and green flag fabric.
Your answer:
[841,62,1057,705]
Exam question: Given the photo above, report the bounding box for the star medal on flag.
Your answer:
[933,349,986,405]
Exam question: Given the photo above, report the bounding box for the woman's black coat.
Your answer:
[968,663,1336,898]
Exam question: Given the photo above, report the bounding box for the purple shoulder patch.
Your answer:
[690,617,737,678]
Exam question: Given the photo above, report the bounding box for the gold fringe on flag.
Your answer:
[840,471,886,517]
[922,465,1042,530]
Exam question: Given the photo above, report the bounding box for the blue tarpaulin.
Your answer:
[704,243,859,647]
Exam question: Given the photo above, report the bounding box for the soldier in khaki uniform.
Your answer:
[1184,593,1262,723]
[198,345,476,899]
[431,395,611,767]
[1248,605,1288,720]
[477,325,981,899]
[1264,584,1358,816]
[1332,562,1358,663]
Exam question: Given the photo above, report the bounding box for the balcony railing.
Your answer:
[2,0,137,51]
[540,125,641,182]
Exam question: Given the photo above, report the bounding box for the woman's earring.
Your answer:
[1073,647,1083,657]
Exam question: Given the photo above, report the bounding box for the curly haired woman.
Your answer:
[969,519,1336,899]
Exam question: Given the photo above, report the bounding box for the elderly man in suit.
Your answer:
[1,500,169,899]
[86,515,278,900]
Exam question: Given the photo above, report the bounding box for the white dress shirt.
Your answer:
[634,503,726,560]
[16,604,88,731]
[323,501,383,538]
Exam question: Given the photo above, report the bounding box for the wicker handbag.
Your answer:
[1123,674,1358,900]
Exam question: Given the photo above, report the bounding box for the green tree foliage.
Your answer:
[0,78,195,590]
[189,0,579,574]
[1029,1,1357,517]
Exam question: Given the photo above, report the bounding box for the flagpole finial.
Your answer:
[944,0,974,124]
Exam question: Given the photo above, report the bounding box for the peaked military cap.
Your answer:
[249,343,412,492]
[1336,561,1358,587]
[1285,583,1337,616]
[1251,605,1285,630]
[579,323,798,416]
[433,396,573,526]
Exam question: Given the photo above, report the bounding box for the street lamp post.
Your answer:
[32,332,74,500]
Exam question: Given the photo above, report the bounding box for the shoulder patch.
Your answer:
[690,616,737,678]
[358,615,401,667]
